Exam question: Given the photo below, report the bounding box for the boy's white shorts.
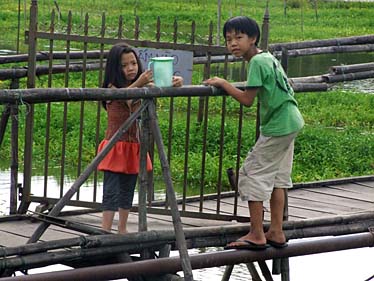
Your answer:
[238,132,298,202]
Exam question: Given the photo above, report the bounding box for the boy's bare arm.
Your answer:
[204,77,257,107]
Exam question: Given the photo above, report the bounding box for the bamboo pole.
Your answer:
[9,105,19,215]
[270,35,374,52]
[27,211,109,235]
[0,213,373,272]
[291,82,328,92]
[221,265,234,281]
[0,105,10,147]
[273,44,374,58]
[322,70,374,83]
[0,86,222,104]
[330,62,374,75]
[2,220,374,274]
[19,0,38,215]
[25,31,229,56]
[147,101,194,281]
[139,105,150,233]
[290,75,325,84]
[0,63,103,80]
[2,211,374,259]
[246,263,262,281]
[1,34,373,65]
[0,51,109,64]
[2,232,373,281]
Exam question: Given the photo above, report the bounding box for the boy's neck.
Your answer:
[244,47,262,61]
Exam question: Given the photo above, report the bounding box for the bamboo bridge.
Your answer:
[0,1,373,280]
[0,175,373,281]
[0,86,374,281]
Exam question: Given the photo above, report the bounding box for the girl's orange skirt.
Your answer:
[97,140,152,174]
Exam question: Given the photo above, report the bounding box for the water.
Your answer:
[287,51,374,95]
[287,52,374,78]
[1,171,374,280]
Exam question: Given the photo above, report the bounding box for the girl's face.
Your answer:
[225,30,257,60]
[121,52,139,81]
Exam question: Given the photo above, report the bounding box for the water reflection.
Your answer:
[287,52,374,78]
[0,49,17,55]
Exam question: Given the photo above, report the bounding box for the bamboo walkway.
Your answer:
[1,177,374,248]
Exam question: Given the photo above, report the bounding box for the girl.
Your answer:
[98,43,183,234]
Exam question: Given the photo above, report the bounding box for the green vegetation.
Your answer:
[1,0,374,52]
[1,90,373,189]
[0,0,373,191]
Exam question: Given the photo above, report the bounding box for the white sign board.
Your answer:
[135,48,194,85]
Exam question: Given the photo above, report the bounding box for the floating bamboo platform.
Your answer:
[1,176,374,281]
[1,177,373,248]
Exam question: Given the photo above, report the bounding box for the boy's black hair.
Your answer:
[223,16,261,46]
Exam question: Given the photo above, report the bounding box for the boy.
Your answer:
[204,16,304,250]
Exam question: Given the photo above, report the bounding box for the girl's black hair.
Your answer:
[223,16,261,46]
[102,43,143,88]
[102,43,143,109]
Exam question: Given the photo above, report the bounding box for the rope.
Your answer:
[78,235,88,248]
[0,246,6,272]
[12,90,30,121]
[65,88,71,99]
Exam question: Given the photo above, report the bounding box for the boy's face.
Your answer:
[225,30,257,58]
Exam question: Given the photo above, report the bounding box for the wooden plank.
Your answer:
[287,196,363,214]
[190,195,327,220]
[325,183,374,197]
[183,200,242,216]
[357,181,374,188]
[289,189,374,210]
[0,230,29,247]
[214,198,250,214]
[286,205,334,219]
[303,186,374,203]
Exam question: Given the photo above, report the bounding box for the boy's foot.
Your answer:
[265,231,287,248]
[224,239,269,250]
[266,238,288,248]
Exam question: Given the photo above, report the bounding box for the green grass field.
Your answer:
[0,0,373,189]
[1,0,374,52]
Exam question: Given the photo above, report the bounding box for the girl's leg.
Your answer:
[117,174,137,234]
[102,210,115,232]
[118,208,130,234]
[102,171,118,232]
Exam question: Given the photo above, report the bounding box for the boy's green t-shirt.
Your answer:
[246,52,304,136]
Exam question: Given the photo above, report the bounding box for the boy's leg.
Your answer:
[227,201,266,247]
[118,208,130,234]
[102,210,115,232]
[265,188,286,244]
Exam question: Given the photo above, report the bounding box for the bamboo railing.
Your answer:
[1,2,374,280]
[1,211,373,275]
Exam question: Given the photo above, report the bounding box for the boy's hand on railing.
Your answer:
[203,76,227,88]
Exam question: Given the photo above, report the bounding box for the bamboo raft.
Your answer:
[1,2,374,279]
[1,176,374,280]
